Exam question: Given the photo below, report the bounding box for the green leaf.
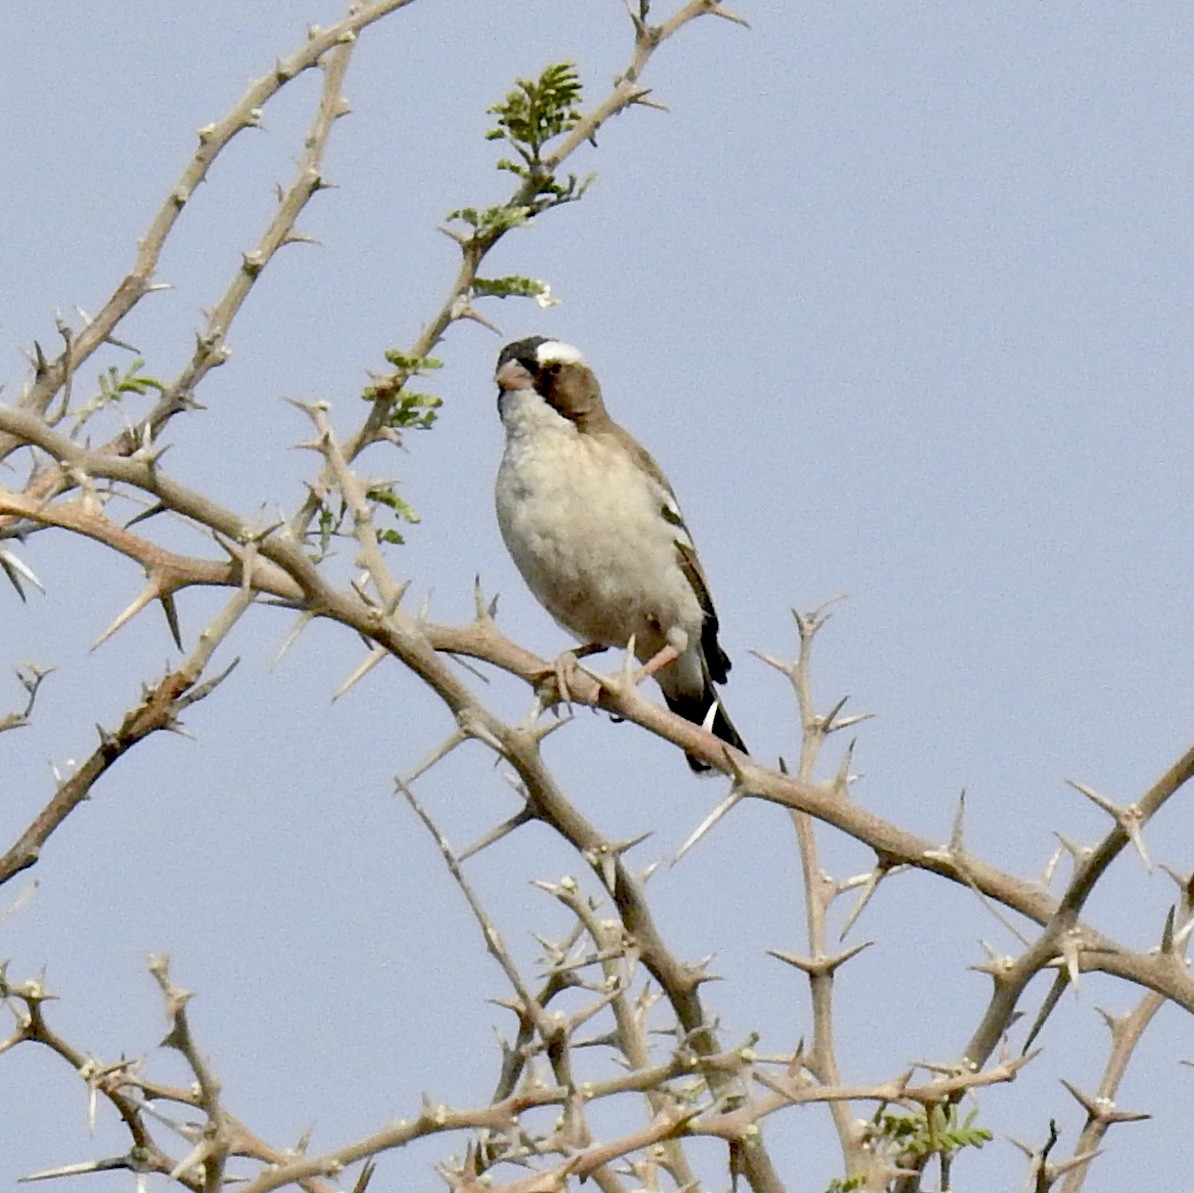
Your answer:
[472,275,548,300]
[386,391,442,431]
[869,1105,992,1161]
[309,498,348,563]
[364,482,422,548]
[380,351,443,375]
[445,204,532,237]
[485,62,584,162]
[367,483,421,525]
[73,359,166,431]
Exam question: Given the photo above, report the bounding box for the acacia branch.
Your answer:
[768,603,863,1173]
[288,0,741,542]
[1058,871,1194,1193]
[0,587,250,886]
[0,0,416,456]
[2,425,1192,1025]
[959,742,1194,1069]
[0,665,50,734]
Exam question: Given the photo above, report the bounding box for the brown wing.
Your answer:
[673,537,732,685]
[604,423,675,492]
[598,422,733,685]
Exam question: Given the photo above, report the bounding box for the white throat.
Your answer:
[498,387,575,441]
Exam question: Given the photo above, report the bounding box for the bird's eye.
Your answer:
[545,362,562,375]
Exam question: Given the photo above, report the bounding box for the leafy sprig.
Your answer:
[377,351,443,375]
[72,359,166,433]
[485,61,583,164]
[472,276,554,302]
[824,1105,991,1191]
[379,390,442,432]
[361,352,444,431]
[444,205,532,238]
[307,478,423,560]
[365,482,421,545]
[446,62,592,244]
[874,1104,993,1160]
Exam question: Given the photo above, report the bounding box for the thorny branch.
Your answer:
[0,588,250,886]
[1050,867,1194,1193]
[286,0,736,544]
[4,1,1194,1191]
[2,951,1032,1193]
[0,0,416,460]
[758,603,879,1185]
[3,419,1190,1016]
[6,407,1192,1193]
[0,665,51,734]
[2,959,341,1193]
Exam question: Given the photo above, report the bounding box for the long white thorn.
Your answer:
[674,789,744,864]
[332,646,387,701]
[91,583,158,651]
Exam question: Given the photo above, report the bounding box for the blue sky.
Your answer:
[3,3,1193,1190]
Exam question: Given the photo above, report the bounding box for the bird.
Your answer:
[492,335,746,771]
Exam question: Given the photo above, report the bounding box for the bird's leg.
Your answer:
[634,644,679,685]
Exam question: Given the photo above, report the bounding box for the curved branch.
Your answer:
[0,0,417,448]
[2,416,1192,1021]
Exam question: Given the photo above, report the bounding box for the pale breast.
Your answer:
[495,423,703,655]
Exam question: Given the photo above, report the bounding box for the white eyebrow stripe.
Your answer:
[534,340,586,366]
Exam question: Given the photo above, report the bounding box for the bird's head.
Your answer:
[495,338,607,429]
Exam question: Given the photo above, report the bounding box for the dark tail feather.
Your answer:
[663,687,748,773]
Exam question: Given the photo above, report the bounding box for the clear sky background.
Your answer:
[2,2,1192,1190]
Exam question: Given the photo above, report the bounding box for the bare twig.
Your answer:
[0,589,250,886]
[0,0,416,458]
[760,604,866,1178]
[0,665,51,734]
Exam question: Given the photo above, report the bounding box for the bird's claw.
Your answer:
[581,635,645,696]
[534,644,608,711]
[561,638,679,700]
[530,655,577,712]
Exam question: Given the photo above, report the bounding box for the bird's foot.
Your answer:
[554,637,676,707]
[534,643,608,711]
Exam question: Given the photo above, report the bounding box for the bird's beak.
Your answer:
[496,359,535,391]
